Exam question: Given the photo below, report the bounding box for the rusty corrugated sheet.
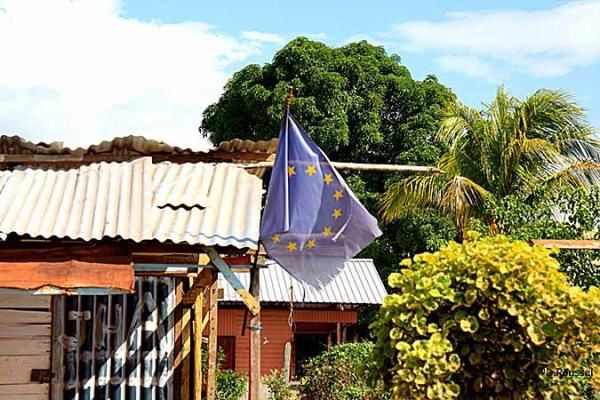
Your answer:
[0,135,195,156]
[0,260,134,292]
[0,135,277,157]
[219,258,387,305]
[0,157,262,249]
[216,138,277,155]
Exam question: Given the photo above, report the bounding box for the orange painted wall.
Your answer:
[218,307,357,376]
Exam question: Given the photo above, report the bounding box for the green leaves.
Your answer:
[380,86,600,237]
[370,235,600,400]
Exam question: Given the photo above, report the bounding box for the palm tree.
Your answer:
[380,87,600,238]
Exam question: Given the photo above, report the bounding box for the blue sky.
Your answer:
[0,0,599,149]
[123,0,600,125]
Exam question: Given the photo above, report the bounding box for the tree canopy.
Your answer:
[201,37,459,285]
[200,37,454,165]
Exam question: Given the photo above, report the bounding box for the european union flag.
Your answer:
[260,112,382,287]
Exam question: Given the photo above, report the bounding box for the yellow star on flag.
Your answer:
[306,239,316,249]
[272,234,281,243]
[333,190,344,201]
[288,165,296,177]
[305,164,317,176]
[332,209,342,219]
[323,173,333,185]
[322,226,333,237]
[286,241,298,252]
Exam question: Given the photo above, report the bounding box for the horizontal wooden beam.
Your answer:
[530,239,600,250]
[239,160,444,174]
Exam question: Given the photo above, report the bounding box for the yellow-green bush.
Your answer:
[370,234,600,399]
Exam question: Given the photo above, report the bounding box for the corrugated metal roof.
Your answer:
[0,135,277,157]
[0,135,195,155]
[219,259,387,305]
[216,138,278,155]
[0,157,262,249]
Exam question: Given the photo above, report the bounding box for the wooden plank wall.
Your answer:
[0,294,51,400]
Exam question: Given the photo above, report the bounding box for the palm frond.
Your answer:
[518,89,594,142]
[440,176,491,216]
[379,175,444,223]
[437,102,484,146]
[541,160,600,193]
[560,138,600,161]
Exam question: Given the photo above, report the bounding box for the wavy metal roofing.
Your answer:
[216,138,278,155]
[0,135,277,157]
[0,157,262,249]
[219,259,387,305]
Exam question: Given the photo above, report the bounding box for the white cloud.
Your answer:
[436,56,500,83]
[0,0,271,149]
[241,30,285,44]
[393,1,600,78]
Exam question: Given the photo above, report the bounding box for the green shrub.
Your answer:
[217,370,247,400]
[262,369,295,400]
[300,342,389,400]
[201,346,247,400]
[370,234,600,399]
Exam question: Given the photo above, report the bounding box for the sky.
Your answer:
[1,0,599,150]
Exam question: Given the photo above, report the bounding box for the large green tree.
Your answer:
[201,37,454,165]
[201,37,459,283]
[381,87,600,237]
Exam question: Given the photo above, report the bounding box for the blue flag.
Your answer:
[260,112,382,287]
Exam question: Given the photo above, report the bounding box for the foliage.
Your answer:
[202,346,247,400]
[370,234,600,400]
[202,37,458,293]
[380,86,600,236]
[299,342,390,400]
[216,370,248,400]
[262,369,295,400]
[474,187,600,289]
[201,37,454,164]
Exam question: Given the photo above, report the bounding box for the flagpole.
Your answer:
[285,85,293,112]
[249,86,294,400]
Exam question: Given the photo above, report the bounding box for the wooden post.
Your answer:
[336,322,342,345]
[194,280,204,400]
[175,279,192,400]
[342,324,347,344]
[249,256,261,400]
[206,270,219,400]
[51,296,65,400]
[181,302,192,400]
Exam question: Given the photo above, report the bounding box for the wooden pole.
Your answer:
[181,304,192,400]
[239,160,444,174]
[336,322,342,345]
[51,297,65,400]
[193,278,204,400]
[206,270,219,400]
[249,253,261,400]
[530,239,600,249]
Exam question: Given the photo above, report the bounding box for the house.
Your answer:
[0,136,274,400]
[0,135,388,400]
[217,259,387,378]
